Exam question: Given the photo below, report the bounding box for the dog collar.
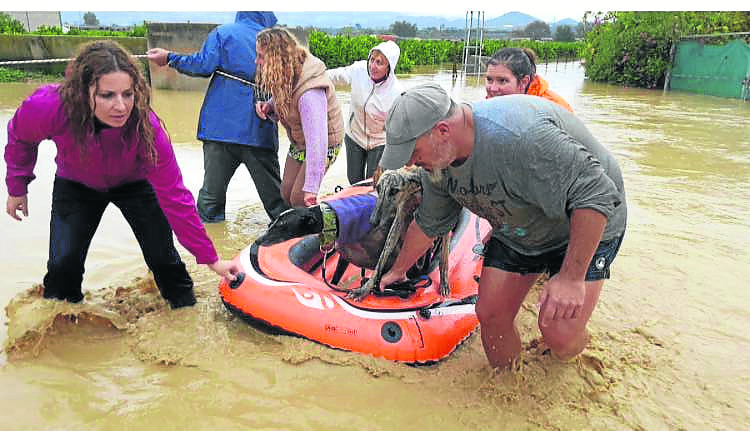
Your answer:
[319,202,337,252]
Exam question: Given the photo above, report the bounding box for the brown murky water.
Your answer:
[1,62,748,430]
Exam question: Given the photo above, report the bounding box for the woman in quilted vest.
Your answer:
[254,27,344,207]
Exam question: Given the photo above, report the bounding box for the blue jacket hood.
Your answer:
[235,11,277,27]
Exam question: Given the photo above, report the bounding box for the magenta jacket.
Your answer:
[5,84,219,264]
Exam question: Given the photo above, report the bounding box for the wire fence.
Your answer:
[0,54,148,66]
[0,56,274,100]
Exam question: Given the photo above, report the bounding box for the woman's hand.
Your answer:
[6,195,28,221]
[146,48,170,67]
[207,260,239,283]
[372,165,384,189]
[303,192,318,207]
[255,100,275,120]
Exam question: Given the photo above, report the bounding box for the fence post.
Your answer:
[663,40,678,92]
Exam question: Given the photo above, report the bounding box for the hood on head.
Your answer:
[235,11,277,28]
[369,40,400,79]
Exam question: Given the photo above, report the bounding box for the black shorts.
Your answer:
[483,234,624,281]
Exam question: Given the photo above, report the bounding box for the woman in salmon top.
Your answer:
[485,47,573,112]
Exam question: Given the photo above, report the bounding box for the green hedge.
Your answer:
[32,23,148,37]
[581,11,750,89]
[308,31,384,69]
[481,40,581,61]
[0,66,58,82]
[308,31,583,74]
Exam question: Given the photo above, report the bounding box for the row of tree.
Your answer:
[4,11,578,42]
[377,20,581,41]
[327,19,584,42]
[509,21,577,41]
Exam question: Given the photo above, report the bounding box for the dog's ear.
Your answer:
[302,206,324,232]
[376,171,403,197]
[301,212,316,228]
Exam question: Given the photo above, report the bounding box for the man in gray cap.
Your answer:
[377,82,627,369]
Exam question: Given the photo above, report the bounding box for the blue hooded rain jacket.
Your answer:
[167,11,278,149]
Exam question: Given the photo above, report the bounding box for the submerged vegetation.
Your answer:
[0,67,61,83]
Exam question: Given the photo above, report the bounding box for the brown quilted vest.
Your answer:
[279,55,343,150]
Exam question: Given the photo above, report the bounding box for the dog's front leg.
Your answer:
[438,234,451,297]
[347,207,406,301]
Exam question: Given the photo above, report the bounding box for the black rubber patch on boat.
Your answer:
[381,321,402,343]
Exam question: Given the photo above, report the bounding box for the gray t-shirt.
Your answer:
[415,94,627,256]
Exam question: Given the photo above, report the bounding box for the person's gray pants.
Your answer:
[344,135,385,185]
[197,141,288,222]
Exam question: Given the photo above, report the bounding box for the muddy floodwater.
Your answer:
[0,62,748,430]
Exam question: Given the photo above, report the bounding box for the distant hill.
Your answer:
[60,11,578,31]
[550,18,580,31]
[485,11,540,29]
[276,12,411,29]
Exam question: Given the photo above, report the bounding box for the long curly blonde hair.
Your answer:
[59,40,158,164]
[255,27,308,122]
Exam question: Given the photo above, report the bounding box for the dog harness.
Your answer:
[318,202,338,251]
[318,191,436,298]
[324,192,378,245]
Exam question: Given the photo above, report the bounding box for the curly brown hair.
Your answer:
[59,40,157,164]
[255,27,308,122]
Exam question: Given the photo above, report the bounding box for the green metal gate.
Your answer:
[669,38,750,101]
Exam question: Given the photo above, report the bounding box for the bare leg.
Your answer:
[538,279,604,361]
[281,156,302,206]
[475,266,540,369]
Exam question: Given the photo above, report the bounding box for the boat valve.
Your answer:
[229,272,246,289]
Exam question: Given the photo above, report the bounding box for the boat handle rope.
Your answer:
[320,250,356,293]
[319,250,432,298]
[472,215,485,256]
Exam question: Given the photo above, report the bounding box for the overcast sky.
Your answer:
[27,0,745,25]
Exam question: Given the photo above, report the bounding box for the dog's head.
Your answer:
[370,168,423,226]
[254,206,324,247]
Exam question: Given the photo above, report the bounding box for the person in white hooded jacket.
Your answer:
[327,40,403,185]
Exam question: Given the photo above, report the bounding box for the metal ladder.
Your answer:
[462,11,485,75]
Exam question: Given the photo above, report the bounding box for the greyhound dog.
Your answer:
[253,167,451,300]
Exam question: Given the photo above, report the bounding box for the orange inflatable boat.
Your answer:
[219,185,491,364]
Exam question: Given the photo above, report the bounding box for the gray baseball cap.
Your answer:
[380,82,452,170]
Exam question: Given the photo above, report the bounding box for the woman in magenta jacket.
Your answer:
[4,40,238,308]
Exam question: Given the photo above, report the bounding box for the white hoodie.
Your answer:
[327,40,403,150]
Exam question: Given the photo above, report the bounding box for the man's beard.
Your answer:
[427,167,447,184]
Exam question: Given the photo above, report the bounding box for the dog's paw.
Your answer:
[438,281,451,297]
[347,279,375,301]
[346,286,371,301]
